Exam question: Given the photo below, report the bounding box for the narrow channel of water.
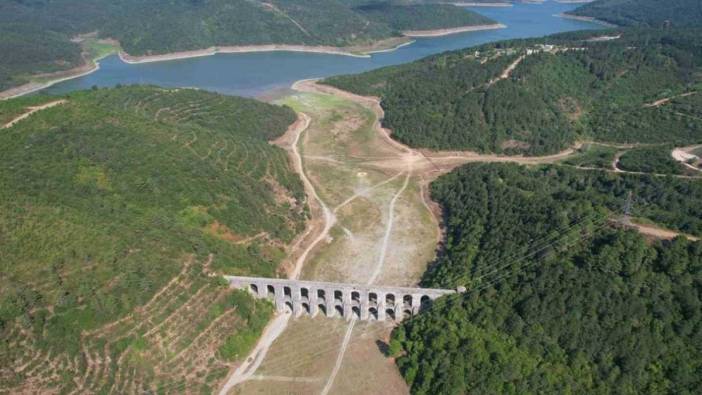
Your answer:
[45,2,600,97]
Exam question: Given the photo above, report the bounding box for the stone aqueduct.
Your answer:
[225,276,457,322]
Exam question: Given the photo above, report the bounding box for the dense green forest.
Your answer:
[391,163,702,394]
[0,86,306,392]
[572,0,702,28]
[0,0,494,92]
[355,3,495,31]
[617,145,686,175]
[324,28,702,155]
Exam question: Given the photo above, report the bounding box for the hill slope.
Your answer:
[571,0,702,27]
[323,28,702,155]
[391,163,702,394]
[0,86,306,392]
[354,3,496,31]
[0,0,496,92]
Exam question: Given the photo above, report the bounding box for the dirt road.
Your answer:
[3,100,67,129]
[221,79,701,394]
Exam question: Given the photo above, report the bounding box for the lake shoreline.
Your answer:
[0,59,103,100]
[0,24,506,99]
[403,23,506,37]
[118,44,376,64]
[558,12,618,27]
[448,2,513,7]
[1,38,416,99]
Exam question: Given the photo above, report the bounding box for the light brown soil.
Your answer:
[643,91,697,108]
[614,219,699,242]
[272,113,333,279]
[4,255,250,394]
[222,79,702,394]
[403,23,506,38]
[2,100,67,128]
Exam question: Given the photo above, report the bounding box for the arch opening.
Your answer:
[284,286,292,297]
[352,306,361,319]
[420,295,431,307]
[386,294,395,306]
[318,304,327,316]
[285,301,294,313]
[351,291,360,303]
[403,295,412,308]
[369,307,378,320]
[301,288,309,298]
[302,303,310,315]
[385,308,396,321]
[369,292,378,304]
[267,285,275,299]
[334,290,343,303]
[335,305,344,318]
[317,289,326,301]
[249,284,258,295]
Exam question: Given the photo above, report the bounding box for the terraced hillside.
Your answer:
[323,28,702,155]
[0,86,306,393]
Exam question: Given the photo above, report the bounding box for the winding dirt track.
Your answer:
[2,100,67,129]
[320,170,412,394]
[218,112,332,394]
[283,113,337,280]
[221,79,702,394]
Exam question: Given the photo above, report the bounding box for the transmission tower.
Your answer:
[621,190,634,226]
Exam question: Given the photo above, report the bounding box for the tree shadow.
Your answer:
[376,339,391,357]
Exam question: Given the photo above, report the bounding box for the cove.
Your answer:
[45,2,600,98]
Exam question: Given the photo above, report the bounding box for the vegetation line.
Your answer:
[402,23,506,38]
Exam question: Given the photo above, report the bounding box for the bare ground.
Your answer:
[221,80,702,394]
[2,100,67,129]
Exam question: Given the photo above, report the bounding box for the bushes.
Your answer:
[218,291,273,361]
[0,86,305,352]
[617,146,685,175]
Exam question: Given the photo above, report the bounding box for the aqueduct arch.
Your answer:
[224,276,458,322]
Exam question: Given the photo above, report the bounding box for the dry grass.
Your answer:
[2,258,254,394]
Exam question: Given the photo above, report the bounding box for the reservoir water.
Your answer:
[45,2,601,97]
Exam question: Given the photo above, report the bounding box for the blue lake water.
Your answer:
[45,2,601,97]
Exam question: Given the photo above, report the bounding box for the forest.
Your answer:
[0,0,495,92]
[0,86,306,392]
[355,3,495,31]
[323,28,702,155]
[391,163,702,394]
[617,146,686,175]
[571,0,702,28]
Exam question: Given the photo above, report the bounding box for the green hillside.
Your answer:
[323,28,702,155]
[0,86,306,392]
[355,3,496,31]
[391,163,702,394]
[0,0,495,92]
[572,0,702,27]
